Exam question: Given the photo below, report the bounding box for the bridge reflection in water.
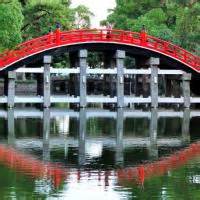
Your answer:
[0,108,200,193]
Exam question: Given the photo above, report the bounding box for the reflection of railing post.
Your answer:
[182,108,190,144]
[116,50,125,108]
[79,108,86,166]
[148,108,158,160]
[116,108,124,166]
[43,56,52,108]
[43,108,50,162]
[79,50,88,108]
[7,108,15,146]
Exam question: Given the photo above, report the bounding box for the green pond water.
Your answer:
[0,108,199,200]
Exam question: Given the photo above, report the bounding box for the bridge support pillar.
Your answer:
[116,50,125,108]
[79,108,86,166]
[43,56,51,108]
[182,73,191,108]
[5,71,16,108]
[148,57,159,108]
[148,108,158,160]
[79,50,88,108]
[115,108,124,166]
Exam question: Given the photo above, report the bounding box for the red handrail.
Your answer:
[0,29,199,72]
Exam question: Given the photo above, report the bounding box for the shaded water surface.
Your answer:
[0,108,200,199]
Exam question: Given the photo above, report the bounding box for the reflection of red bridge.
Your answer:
[117,142,200,185]
[0,145,66,188]
[0,142,200,188]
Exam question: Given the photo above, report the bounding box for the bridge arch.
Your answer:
[0,29,199,73]
[0,29,200,108]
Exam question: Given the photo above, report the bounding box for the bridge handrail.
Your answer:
[0,29,199,72]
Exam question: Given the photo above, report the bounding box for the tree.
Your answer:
[22,0,74,40]
[0,0,23,52]
[21,0,94,40]
[103,0,199,54]
[132,8,175,41]
[72,5,94,29]
[175,3,200,54]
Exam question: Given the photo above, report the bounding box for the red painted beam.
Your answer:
[0,29,199,72]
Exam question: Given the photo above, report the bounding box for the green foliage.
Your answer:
[0,0,93,55]
[104,0,200,54]
[175,3,200,53]
[22,0,74,40]
[72,5,94,29]
[21,0,94,40]
[87,52,103,68]
[0,0,23,51]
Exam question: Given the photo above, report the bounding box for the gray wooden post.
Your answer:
[148,57,159,108]
[148,108,158,160]
[79,108,86,166]
[182,73,191,108]
[7,108,15,146]
[79,49,87,108]
[43,108,50,161]
[6,71,16,108]
[43,56,52,108]
[182,108,190,144]
[116,50,125,108]
[115,108,124,166]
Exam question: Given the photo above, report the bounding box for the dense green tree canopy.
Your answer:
[0,0,93,51]
[0,0,199,55]
[103,0,199,54]
[73,5,94,29]
[0,0,24,51]
[22,0,74,40]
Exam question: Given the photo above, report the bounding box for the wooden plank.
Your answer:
[158,97,184,103]
[87,68,117,74]
[51,95,80,103]
[190,97,200,103]
[87,95,117,103]
[124,96,151,103]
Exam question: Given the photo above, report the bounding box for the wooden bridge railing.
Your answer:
[0,29,199,72]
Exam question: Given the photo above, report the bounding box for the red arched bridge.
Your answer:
[0,29,200,108]
[0,29,199,72]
